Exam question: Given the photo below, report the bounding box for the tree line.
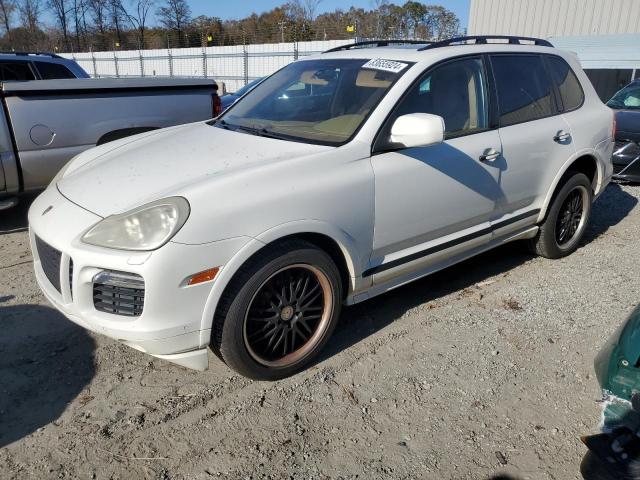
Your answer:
[0,0,461,53]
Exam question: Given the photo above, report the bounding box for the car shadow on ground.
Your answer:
[583,182,638,243]
[0,193,37,234]
[0,304,95,448]
[316,182,638,366]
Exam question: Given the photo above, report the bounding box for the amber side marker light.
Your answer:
[187,267,220,286]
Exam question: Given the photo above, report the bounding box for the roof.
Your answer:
[550,34,640,70]
[316,42,566,64]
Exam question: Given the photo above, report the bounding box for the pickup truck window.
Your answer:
[216,58,412,146]
[0,62,35,81]
[35,62,77,80]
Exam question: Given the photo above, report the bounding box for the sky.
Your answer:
[189,1,470,28]
[38,1,471,32]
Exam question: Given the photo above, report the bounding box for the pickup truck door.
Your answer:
[368,56,503,284]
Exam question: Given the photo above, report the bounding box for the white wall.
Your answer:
[61,39,352,92]
[469,0,640,38]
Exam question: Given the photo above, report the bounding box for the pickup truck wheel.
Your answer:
[212,240,342,380]
[529,172,592,259]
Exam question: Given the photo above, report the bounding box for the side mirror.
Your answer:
[390,113,445,149]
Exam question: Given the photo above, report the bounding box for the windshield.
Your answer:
[214,58,412,145]
[607,82,640,110]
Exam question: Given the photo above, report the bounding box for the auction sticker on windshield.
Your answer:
[362,58,409,74]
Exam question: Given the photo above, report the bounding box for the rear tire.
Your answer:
[211,240,342,380]
[529,172,593,259]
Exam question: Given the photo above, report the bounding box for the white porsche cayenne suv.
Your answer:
[29,37,614,380]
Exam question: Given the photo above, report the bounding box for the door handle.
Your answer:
[554,130,571,142]
[479,148,501,162]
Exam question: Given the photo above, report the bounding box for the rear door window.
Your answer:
[490,54,555,126]
[546,56,584,111]
[0,62,36,81]
[35,61,77,79]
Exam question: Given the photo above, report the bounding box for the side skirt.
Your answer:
[347,224,539,305]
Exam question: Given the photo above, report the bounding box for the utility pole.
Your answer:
[278,20,286,43]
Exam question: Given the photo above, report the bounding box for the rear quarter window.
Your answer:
[0,62,35,81]
[35,62,77,79]
[490,54,555,126]
[546,56,584,111]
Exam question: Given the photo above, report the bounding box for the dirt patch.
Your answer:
[1,183,638,479]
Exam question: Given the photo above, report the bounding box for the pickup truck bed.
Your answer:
[0,77,216,199]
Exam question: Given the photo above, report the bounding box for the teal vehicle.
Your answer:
[582,305,640,479]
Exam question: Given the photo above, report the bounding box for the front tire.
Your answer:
[211,240,342,380]
[529,172,593,259]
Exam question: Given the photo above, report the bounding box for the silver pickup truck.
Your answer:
[0,77,217,208]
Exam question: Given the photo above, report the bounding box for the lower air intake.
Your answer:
[93,271,145,317]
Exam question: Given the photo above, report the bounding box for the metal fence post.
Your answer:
[113,51,119,78]
[167,36,174,77]
[202,45,207,78]
[90,49,97,77]
[242,33,248,86]
[139,49,145,77]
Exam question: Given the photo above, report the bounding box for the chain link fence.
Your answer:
[61,38,357,93]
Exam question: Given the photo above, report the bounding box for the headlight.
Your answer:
[82,197,190,251]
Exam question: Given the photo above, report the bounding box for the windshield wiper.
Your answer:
[233,125,288,140]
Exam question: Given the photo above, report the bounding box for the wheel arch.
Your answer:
[539,150,601,221]
[96,127,159,146]
[198,222,362,345]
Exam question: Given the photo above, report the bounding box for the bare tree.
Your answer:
[70,0,90,50]
[47,0,70,48]
[125,0,153,48]
[289,0,322,21]
[88,0,107,33]
[0,0,15,41]
[156,0,190,40]
[18,0,41,31]
[372,0,388,37]
[108,0,126,45]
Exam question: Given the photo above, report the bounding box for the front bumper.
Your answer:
[612,139,640,182]
[28,186,250,370]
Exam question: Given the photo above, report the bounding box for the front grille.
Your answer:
[35,236,62,293]
[93,271,145,317]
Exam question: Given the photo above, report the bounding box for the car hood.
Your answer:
[57,122,331,217]
[615,110,640,141]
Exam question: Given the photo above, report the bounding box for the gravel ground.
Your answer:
[1,183,639,480]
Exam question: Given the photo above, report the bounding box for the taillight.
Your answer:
[612,114,617,141]
[212,94,222,117]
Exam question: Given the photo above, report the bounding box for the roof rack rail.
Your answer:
[324,39,432,53]
[418,35,553,51]
[0,51,63,59]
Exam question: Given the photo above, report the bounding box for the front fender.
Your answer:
[197,220,368,346]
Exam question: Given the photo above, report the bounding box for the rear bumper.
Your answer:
[28,185,250,370]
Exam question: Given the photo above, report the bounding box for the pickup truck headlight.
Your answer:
[82,197,190,251]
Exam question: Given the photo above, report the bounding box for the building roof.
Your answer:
[550,34,640,70]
